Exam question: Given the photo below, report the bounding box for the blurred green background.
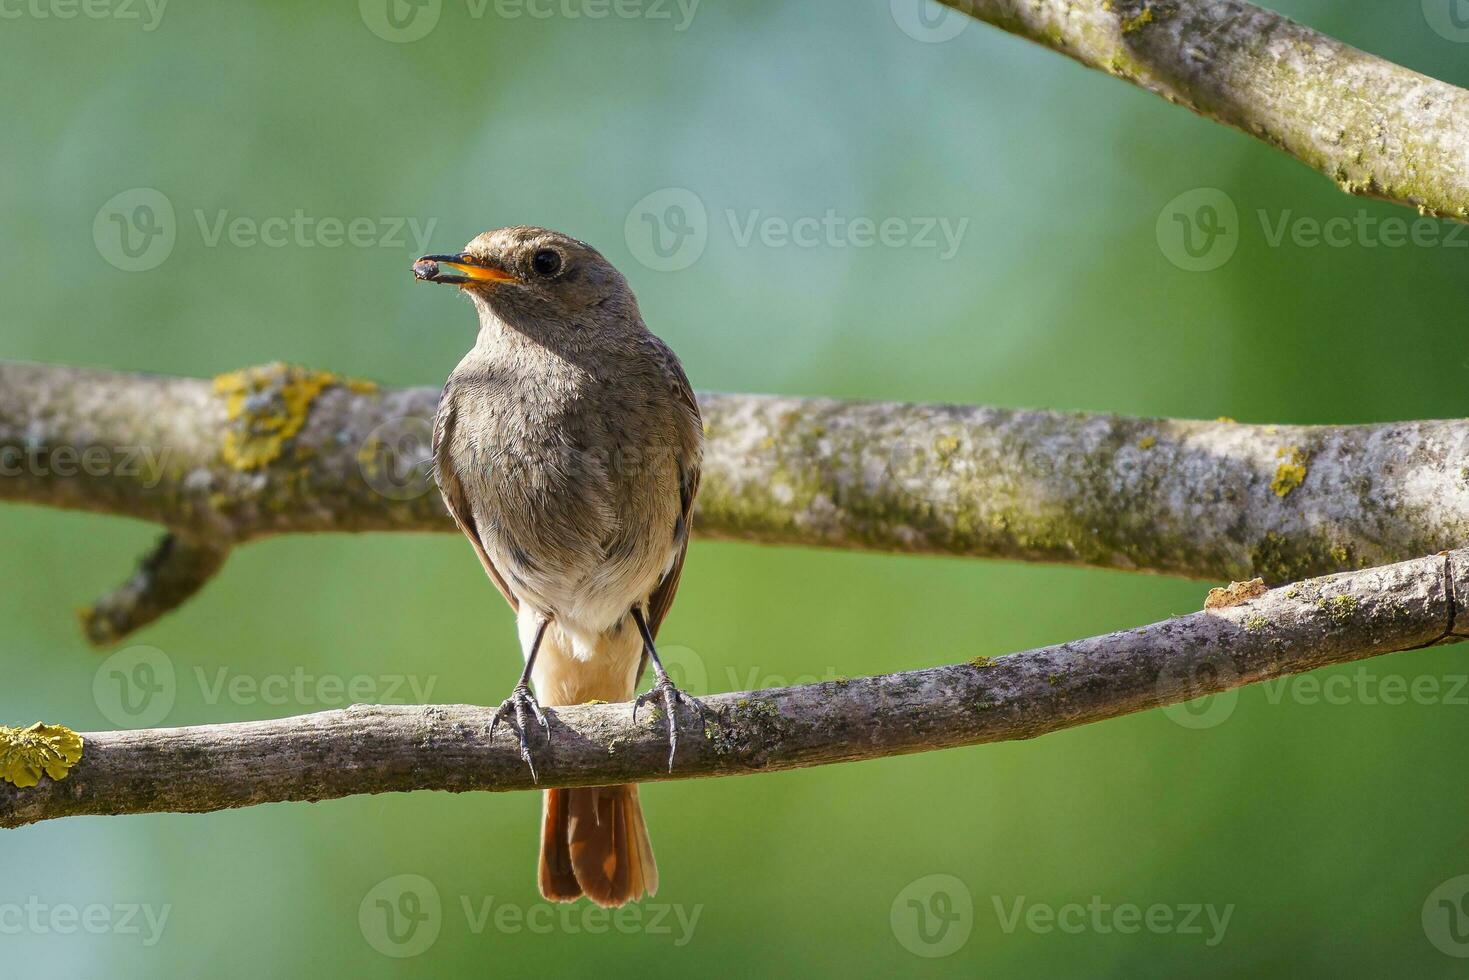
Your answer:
[4,0,1469,975]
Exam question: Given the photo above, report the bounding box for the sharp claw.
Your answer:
[488,685,548,783]
[633,677,706,772]
[663,688,678,772]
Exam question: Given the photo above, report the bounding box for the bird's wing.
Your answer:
[433,380,520,613]
[644,358,703,647]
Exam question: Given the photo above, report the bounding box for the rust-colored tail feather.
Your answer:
[539,786,657,907]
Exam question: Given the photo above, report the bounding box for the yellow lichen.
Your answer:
[1271,446,1309,498]
[1321,595,1358,624]
[1216,416,1236,424]
[1137,435,1157,450]
[0,723,84,788]
[1120,7,1153,32]
[213,363,377,471]
[968,656,999,669]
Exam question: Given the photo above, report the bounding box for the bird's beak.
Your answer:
[412,253,517,286]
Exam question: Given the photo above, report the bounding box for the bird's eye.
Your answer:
[531,249,562,278]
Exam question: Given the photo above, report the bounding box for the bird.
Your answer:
[413,226,704,908]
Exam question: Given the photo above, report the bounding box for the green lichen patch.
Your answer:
[1271,446,1309,498]
[968,656,999,669]
[1320,595,1358,624]
[1243,614,1269,632]
[1137,435,1157,450]
[213,363,378,471]
[0,723,84,788]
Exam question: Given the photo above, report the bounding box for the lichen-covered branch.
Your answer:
[3,549,1463,828]
[945,0,1469,220]
[6,360,1469,643]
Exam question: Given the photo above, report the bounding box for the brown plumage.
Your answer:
[417,226,703,907]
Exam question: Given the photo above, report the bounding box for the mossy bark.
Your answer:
[5,361,1469,641]
[947,0,1469,220]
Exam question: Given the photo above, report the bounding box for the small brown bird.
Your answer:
[414,227,704,907]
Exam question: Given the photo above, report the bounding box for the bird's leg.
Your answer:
[631,606,706,771]
[489,617,552,781]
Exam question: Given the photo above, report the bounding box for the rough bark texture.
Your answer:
[5,361,1469,642]
[3,548,1463,828]
[946,0,1469,220]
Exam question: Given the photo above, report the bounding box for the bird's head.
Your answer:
[413,226,637,334]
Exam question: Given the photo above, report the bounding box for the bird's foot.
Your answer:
[633,677,706,772]
[488,684,551,782]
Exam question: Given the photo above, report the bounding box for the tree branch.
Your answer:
[945,0,1469,220]
[5,360,1469,642]
[4,548,1463,828]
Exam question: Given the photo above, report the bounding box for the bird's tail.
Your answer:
[540,785,658,907]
